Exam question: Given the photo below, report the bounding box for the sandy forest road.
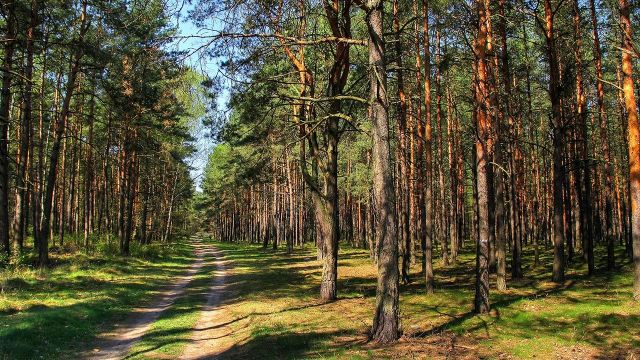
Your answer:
[86,239,229,360]
[179,246,231,360]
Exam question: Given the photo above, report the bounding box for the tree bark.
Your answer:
[12,0,39,254]
[422,0,434,294]
[393,0,411,285]
[589,0,613,271]
[619,0,640,300]
[543,0,565,283]
[0,0,16,257]
[368,0,400,343]
[496,0,511,290]
[473,0,491,314]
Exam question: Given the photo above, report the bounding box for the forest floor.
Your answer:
[1,238,639,359]
[199,241,639,360]
[0,238,205,359]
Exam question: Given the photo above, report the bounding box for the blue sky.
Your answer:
[170,1,229,192]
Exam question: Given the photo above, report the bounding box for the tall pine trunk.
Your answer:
[422,0,434,294]
[12,0,38,254]
[369,0,400,343]
[40,1,88,266]
[473,0,491,314]
[543,0,566,283]
[0,1,16,257]
[618,0,640,300]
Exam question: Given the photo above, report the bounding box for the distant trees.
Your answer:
[0,0,197,265]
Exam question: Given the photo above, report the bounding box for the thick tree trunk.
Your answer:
[369,0,400,343]
[297,0,351,302]
[619,0,640,300]
[319,116,340,301]
[0,1,16,257]
[473,0,491,314]
[543,0,565,283]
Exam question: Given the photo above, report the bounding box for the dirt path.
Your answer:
[179,247,233,360]
[87,240,218,360]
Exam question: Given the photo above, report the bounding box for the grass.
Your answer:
[2,235,637,359]
[0,237,196,360]
[207,241,640,359]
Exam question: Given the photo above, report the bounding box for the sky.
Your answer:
[169,1,229,192]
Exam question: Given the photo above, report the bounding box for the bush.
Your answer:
[0,251,8,268]
[1,234,186,268]
[0,250,33,269]
[130,242,177,260]
[95,239,120,257]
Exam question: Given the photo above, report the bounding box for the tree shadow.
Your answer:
[408,280,578,337]
[208,330,353,360]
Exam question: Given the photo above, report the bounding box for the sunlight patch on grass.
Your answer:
[210,241,640,359]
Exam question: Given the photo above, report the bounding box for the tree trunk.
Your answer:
[543,0,565,283]
[619,0,640,300]
[40,1,88,266]
[12,0,38,254]
[473,0,491,314]
[319,117,339,301]
[84,77,96,247]
[369,0,400,343]
[393,0,410,285]
[0,1,16,257]
[422,0,434,294]
[496,0,511,290]
[589,0,613,271]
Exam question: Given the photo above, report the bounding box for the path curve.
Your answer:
[86,240,217,360]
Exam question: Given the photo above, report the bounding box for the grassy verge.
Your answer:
[0,239,195,359]
[209,241,640,359]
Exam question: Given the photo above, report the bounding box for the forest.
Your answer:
[1,0,639,358]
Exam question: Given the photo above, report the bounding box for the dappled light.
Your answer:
[1,0,640,358]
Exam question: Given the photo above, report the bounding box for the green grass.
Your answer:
[207,241,640,359]
[0,239,196,359]
[2,235,637,359]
